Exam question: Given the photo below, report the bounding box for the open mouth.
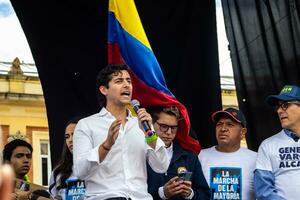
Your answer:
[121,91,131,97]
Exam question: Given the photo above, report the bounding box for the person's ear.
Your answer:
[99,86,108,96]
[240,127,247,140]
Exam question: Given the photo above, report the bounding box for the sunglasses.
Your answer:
[275,101,300,111]
[155,121,179,134]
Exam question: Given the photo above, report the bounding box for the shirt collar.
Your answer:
[166,142,173,150]
[284,129,300,142]
[98,107,134,119]
[166,142,174,161]
[99,107,109,116]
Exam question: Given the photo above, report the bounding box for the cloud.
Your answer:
[0,0,34,63]
[0,1,13,18]
[0,0,233,77]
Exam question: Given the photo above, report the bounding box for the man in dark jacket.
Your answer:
[147,106,210,200]
[3,139,33,200]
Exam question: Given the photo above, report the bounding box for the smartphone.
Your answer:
[178,171,193,181]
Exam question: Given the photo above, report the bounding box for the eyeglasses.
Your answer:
[155,121,179,134]
[275,101,300,111]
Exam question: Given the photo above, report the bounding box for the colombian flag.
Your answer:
[108,0,200,154]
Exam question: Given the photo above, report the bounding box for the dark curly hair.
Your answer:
[96,64,129,108]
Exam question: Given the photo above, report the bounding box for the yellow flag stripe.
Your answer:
[109,0,152,51]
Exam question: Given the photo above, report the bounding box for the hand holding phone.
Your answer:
[178,171,193,181]
[177,171,193,198]
[163,176,183,198]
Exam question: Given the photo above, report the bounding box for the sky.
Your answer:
[0,0,233,77]
[0,0,35,63]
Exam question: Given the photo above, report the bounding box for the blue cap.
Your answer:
[212,107,247,127]
[266,85,300,106]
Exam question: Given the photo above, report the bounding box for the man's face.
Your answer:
[10,146,32,178]
[154,112,179,147]
[215,116,244,149]
[276,101,300,133]
[100,70,132,107]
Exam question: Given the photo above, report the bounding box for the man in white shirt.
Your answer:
[73,64,169,200]
[198,108,257,200]
[255,85,300,200]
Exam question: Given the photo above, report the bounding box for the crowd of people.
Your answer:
[1,64,300,200]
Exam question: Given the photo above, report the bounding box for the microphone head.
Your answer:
[131,99,140,108]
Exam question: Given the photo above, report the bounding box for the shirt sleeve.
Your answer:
[254,169,284,200]
[73,120,103,179]
[157,187,195,200]
[146,137,169,173]
[158,186,168,199]
[256,141,273,171]
[183,188,194,199]
[48,172,58,197]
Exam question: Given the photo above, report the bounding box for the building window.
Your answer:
[40,140,51,186]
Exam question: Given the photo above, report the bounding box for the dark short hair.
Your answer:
[96,64,129,107]
[3,139,33,162]
[150,106,182,123]
[65,116,83,127]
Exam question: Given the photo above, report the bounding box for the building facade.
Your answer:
[0,58,51,186]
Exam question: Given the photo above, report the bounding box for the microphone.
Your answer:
[131,99,154,136]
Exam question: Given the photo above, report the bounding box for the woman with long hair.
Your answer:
[49,116,85,200]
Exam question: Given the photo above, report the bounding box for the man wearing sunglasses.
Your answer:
[254,85,300,200]
[147,106,210,200]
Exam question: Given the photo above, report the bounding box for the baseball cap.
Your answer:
[266,85,300,106]
[211,107,247,127]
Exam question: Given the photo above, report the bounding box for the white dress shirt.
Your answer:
[73,108,169,200]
